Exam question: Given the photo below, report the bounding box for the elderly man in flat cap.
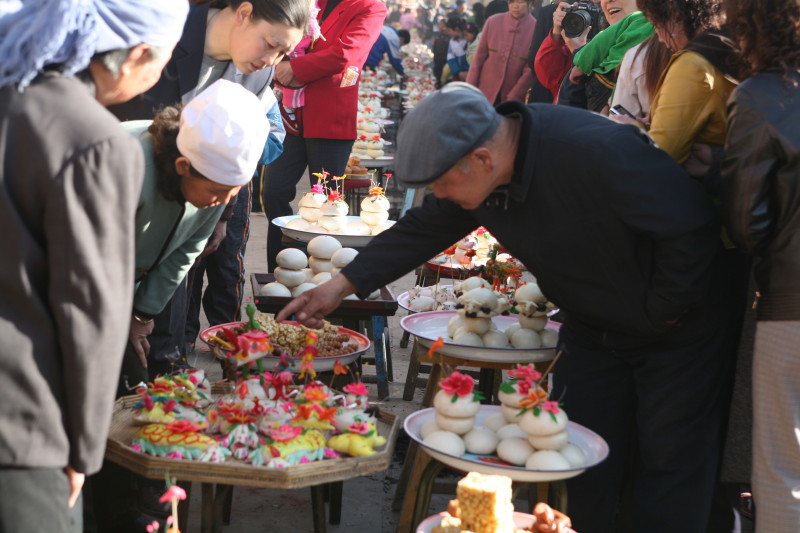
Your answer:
[0,1,188,531]
[278,83,743,533]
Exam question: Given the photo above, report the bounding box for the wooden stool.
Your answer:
[393,353,554,533]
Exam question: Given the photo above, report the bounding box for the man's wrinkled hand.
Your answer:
[129,316,154,368]
[275,274,357,327]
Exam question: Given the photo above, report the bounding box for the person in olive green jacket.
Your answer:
[120,79,269,394]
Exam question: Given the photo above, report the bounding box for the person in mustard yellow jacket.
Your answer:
[638,0,738,165]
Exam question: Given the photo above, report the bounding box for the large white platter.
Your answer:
[417,511,536,533]
[405,406,609,483]
[273,215,395,247]
[400,310,558,363]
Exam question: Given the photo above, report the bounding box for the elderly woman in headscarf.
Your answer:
[0,1,187,529]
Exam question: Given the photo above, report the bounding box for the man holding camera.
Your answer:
[278,83,741,533]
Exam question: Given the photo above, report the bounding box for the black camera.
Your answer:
[562,1,602,38]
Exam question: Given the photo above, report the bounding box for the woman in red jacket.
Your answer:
[263,0,386,270]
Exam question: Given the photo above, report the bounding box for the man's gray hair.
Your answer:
[96,44,169,78]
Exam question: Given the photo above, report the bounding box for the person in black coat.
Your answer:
[279,84,742,533]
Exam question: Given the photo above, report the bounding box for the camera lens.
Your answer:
[562,10,591,38]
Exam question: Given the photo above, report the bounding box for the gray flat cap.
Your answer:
[395,82,500,187]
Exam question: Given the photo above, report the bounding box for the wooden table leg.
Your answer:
[310,484,327,533]
[392,439,419,511]
[201,483,214,533]
[395,450,435,533]
[411,459,444,531]
[372,316,389,400]
[329,481,343,525]
[221,484,233,525]
[213,485,232,532]
[402,340,424,401]
[177,481,191,532]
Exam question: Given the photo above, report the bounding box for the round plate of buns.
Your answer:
[405,406,609,482]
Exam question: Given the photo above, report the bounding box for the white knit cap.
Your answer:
[176,79,269,187]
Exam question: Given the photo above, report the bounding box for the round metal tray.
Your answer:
[273,215,395,247]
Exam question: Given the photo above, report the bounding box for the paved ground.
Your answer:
[182,180,438,532]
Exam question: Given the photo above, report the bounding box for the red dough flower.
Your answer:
[327,191,343,202]
[439,371,474,397]
[343,382,369,396]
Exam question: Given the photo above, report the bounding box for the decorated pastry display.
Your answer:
[286,173,395,236]
[359,184,392,236]
[129,323,388,467]
[430,228,517,271]
[404,283,458,312]
[421,364,586,470]
[431,472,575,533]
[409,273,554,350]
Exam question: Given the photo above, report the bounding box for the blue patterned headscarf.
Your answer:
[0,0,189,90]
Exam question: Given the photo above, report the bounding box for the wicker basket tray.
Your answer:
[105,391,399,489]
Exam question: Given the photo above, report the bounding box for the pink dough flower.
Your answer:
[439,371,475,397]
[542,400,560,415]
[343,382,369,397]
[348,421,370,435]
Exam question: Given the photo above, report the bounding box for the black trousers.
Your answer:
[262,134,354,271]
[552,250,747,533]
[185,183,252,344]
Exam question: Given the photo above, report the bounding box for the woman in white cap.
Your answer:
[0,1,188,530]
[121,79,270,391]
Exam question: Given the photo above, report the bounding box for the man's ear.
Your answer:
[174,156,192,177]
[119,43,151,77]
[471,146,494,173]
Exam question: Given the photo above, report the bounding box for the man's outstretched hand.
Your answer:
[275,274,358,328]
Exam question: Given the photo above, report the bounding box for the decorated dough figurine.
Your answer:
[131,420,229,462]
[327,421,386,456]
[497,364,543,423]
[432,371,482,435]
[249,426,328,467]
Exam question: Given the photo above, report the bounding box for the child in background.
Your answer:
[277,0,324,134]
[445,16,469,81]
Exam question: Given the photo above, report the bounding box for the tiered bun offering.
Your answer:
[421,364,587,470]
[318,191,349,233]
[259,237,383,300]
[360,185,391,235]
